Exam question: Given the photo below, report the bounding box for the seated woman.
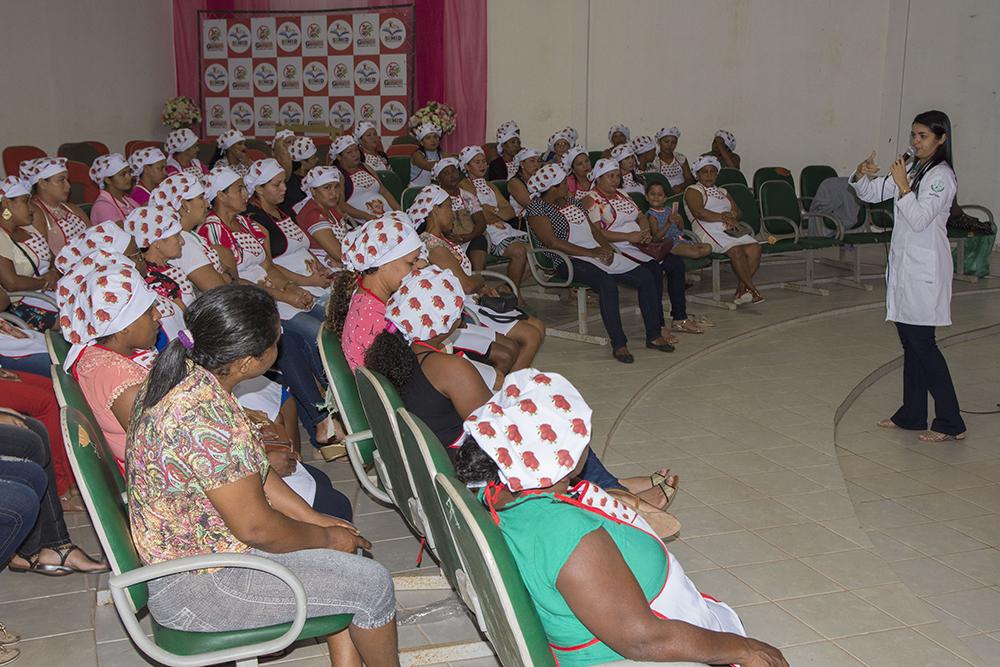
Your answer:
[408,185,545,374]
[88,153,139,226]
[281,137,321,216]
[332,136,400,223]
[455,369,787,667]
[526,164,675,363]
[164,128,209,177]
[408,123,443,189]
[294,166,351,269]
[326,216,426,371]
[211,129,252,177]
[544,130,572,165]
[128,147,167,206]
[710,130,741,170]
[356,121,390,172]
[128,284,398,666]
[651,127,693,195]
[563,146,592,197]
[631,135,657,173]
[611,144,647,195]
[1,404,108,576]
[458,145,531,289]
[506,148,542,221]
[644,181,713,263]
[583,159,700,336]
[604,124,631,157]
[24,157,89,255]
[367,271,676,526]
[487,121,521,181]
[0,287,49,376]
[0,176,60,331]
[684,155,762,305]
[431,157,488,271]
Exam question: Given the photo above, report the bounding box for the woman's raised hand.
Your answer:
[855,151,880,179]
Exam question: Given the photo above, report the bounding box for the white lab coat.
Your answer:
[851,162,956,326]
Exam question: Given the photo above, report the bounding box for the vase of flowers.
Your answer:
[161,96,203,130]
[408,101,457,136]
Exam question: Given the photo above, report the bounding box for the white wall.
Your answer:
[0,0,176,156]
[487,0,999,213]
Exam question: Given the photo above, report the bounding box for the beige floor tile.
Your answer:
[775,490,856,521]
[836,627,975,666]
[18,630,97,666]
[906,466,994,491]
[677,477,765,505]
[801,548,900,589]
[838,453,894,478]
[951,515,1000,547]
[883,523,989,557]
[757,444,834,469]
[778,590,902,639]
[684,531,788,568]
[819,518,873,547]
[961,634,1000,667]
[854,498,938,529]
[895,492,995,521]
[851,471,940,499]
[778,640,867,666]
[668,540,718,573]
[712,497,807,530]
[889,557,983,597]
[953,486,1000,513]
[914,622,989,666]
[925,587,1000,633]
[741,469,826,497]
[686,568,767,607]
[755,523,861,557]
[736,602,823,647]
[860,446,946,472]
[939,549,1000,586]
[852,582,940,625]
[0,591,96,641]
[796,463,849,490]
[671,506,742,538]
[729,559,842,601]
[697,451,787,475]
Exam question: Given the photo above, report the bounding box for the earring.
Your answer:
[1,208,11,221]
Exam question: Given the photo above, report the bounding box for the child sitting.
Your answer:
[645,181,711,260]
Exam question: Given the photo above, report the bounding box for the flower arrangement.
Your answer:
[408,101,457,135]
[161,96,203,130]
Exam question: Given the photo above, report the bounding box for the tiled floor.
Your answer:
[2,247,999,666]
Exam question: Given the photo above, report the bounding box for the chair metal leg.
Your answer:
[784,250,830,296]
[830,245,874,291]
[953,238,979,283]
[687,259,737,310]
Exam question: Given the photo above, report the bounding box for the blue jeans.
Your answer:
[303,463,353,522]
[0,353,50,377]
[274,330,328,447]
[0,458,46,563]
[892,323,966,435]
[579,449,625,490]
[282,300,327,347]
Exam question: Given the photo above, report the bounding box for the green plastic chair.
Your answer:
[45,329,71,367]
[434,474,557,667]
[759,180,842,248]
[629,192,649,213]
[490,179,509,201]
[401,186,421,211]
[396,408,464,587]
[716,168,747,189]
[389,155,411,189]
[752,166,795,201]
[642,171,671,193]
[316,328,388,504]
[375,169,404,203]
[58,400,353,666]
[587,150,605,166]
[799,164,838,209]
[722,183,761,236]
[354,367,421,530]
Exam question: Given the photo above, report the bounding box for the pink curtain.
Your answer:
[172,0,486,146]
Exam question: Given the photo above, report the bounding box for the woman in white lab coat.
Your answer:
[851,110,966,442]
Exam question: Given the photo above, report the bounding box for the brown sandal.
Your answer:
[918,430,966,443]
[671,319,704,334]
[607,490,681,539]
[877,418,898,429]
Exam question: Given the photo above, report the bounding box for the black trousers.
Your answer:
[891,323,966,436]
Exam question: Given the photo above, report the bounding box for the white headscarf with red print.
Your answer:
[150,173,205,210]
[244,158,284,195]
[54,222,133,273]
[463,368,593,492]
[20,157,67,188]
[384,265,464,343]
[526,163,567,198]
[124,206,182,249]
[165,128,198,156]
[406,184,449,226]
[340,215,424,272]
[89,153,129,188]
[129,147,167,178]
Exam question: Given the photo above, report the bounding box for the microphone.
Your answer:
[902,146,915,163]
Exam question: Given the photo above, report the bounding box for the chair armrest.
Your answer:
[7,290,57,308]
[526,248,574,288]
[759,215,801,242]
[463,306,482,326]
[108,553,308,667]
[680,230,701,244]
[0,312,30,329]
[802,211,845,240]
[475,269,519,297]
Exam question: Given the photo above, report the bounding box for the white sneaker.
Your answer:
[734,292,754,305]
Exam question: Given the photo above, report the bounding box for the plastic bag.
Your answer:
[396,597,469,626]
[952,234,995,278]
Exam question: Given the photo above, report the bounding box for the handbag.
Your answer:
[633,240,674,262]
[947,206,993,236]
[477,293,519,313]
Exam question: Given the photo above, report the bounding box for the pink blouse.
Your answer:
[90,191,138,226]
[342,288,387,371]
[73,345,150,462]
[130,185,152,206]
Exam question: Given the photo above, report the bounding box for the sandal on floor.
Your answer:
[692,314,715,327]
[671,319,704,334]
[612,347,634,364]
[8,545,108,576]
[918,430,966,443]
[607,490,681,539]
[650,472,680,509]
[734,292,754,305]
[59,491,85,513]
[877,418,898,429]
[0,623,18,645]
[751,292,765,304]
[645,339,675,353]
[0,645,19,666]
[318,442,348,461]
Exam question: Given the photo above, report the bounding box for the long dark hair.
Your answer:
[910,110,953,194]
[140,284,280,411]
[364,329,416,391]
[325,268,374,338]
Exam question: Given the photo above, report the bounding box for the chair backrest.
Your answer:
[57,398,148,611]
[587,150,605,166]
[400,185,421,211]
[245,148,267,162]
[629,192,649,213]
[58,142,104,167]
[375,169,404,202]
[388,155,411,187]
[758,180,802,237]
[490,179,509,201]
[354,367,420,528]
[66,159,99,205]
[666,192,692,230]
[799,165,838,206]
[196,141,216,167]
[124,140,162,158]
[387,144,418,159]
[435,474,557,667]
[390,135,420,146]
[3,145,46,178]
[723,183,761,235]
[752,166,794,200]
[396,408,463,585]
[525,221,557,272]
[50,368,122,488]
[245,139,272,157]
[86,141,110,156]
[316,327,375,465]
[45,330,70,367]
[867,198,894,229]
[716,168,747,188]
[642,171,671,193]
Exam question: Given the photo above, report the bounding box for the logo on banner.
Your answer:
[305,22,324,50]
[359,103,377,122]
[330,61,351,93]
[228,24,250,53]
[206,26,225,54]
[280,63,300,90]
[381,18,406,47]
[254,63,277,92]
[232,103,254,131]
[309,104,325,122]
[280,102,304,124]
[204,64,228,92]
[257,103,276,132]
[328,20,352,50]
[277,21,301,51]
[381,101,407,132]
[231,64,251,93]
[304,62,327,92]
[355,60,379,91]
[357,20,377,49]
[254,24,274,52]
[330,102,354,129]
[383,61,404,90]
[208,103,228,131]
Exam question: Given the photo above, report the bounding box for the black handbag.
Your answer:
[477,293,519,313]
[947,206,993,236]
